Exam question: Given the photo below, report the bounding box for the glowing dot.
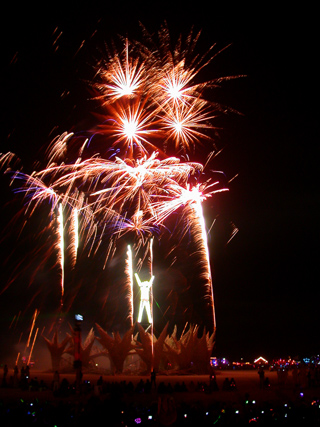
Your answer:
[123,120,137,139]
[122,85,133,96]
[168,84,182,100]
[174,121,182,133]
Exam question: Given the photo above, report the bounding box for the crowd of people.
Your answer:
[1,364,320,425]
[1,379,320,425]
[1,390,320,426]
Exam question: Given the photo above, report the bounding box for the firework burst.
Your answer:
[1,23,238,334]
[95,39,147,103]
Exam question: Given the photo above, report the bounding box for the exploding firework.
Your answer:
[0,23,238,334]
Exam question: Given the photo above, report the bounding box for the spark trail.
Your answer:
[126,244,134,328]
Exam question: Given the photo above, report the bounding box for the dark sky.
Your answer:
[0,4,318,363]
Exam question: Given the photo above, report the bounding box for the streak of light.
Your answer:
[27,327,39,366]
[126,244,134,327]
[26,309,39,349]
[57,204,64,304]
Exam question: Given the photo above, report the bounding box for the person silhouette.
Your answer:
[135,273,154,323]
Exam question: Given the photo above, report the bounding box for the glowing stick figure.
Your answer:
[135,273,154,323]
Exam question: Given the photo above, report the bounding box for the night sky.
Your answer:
[0,4,318,363]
